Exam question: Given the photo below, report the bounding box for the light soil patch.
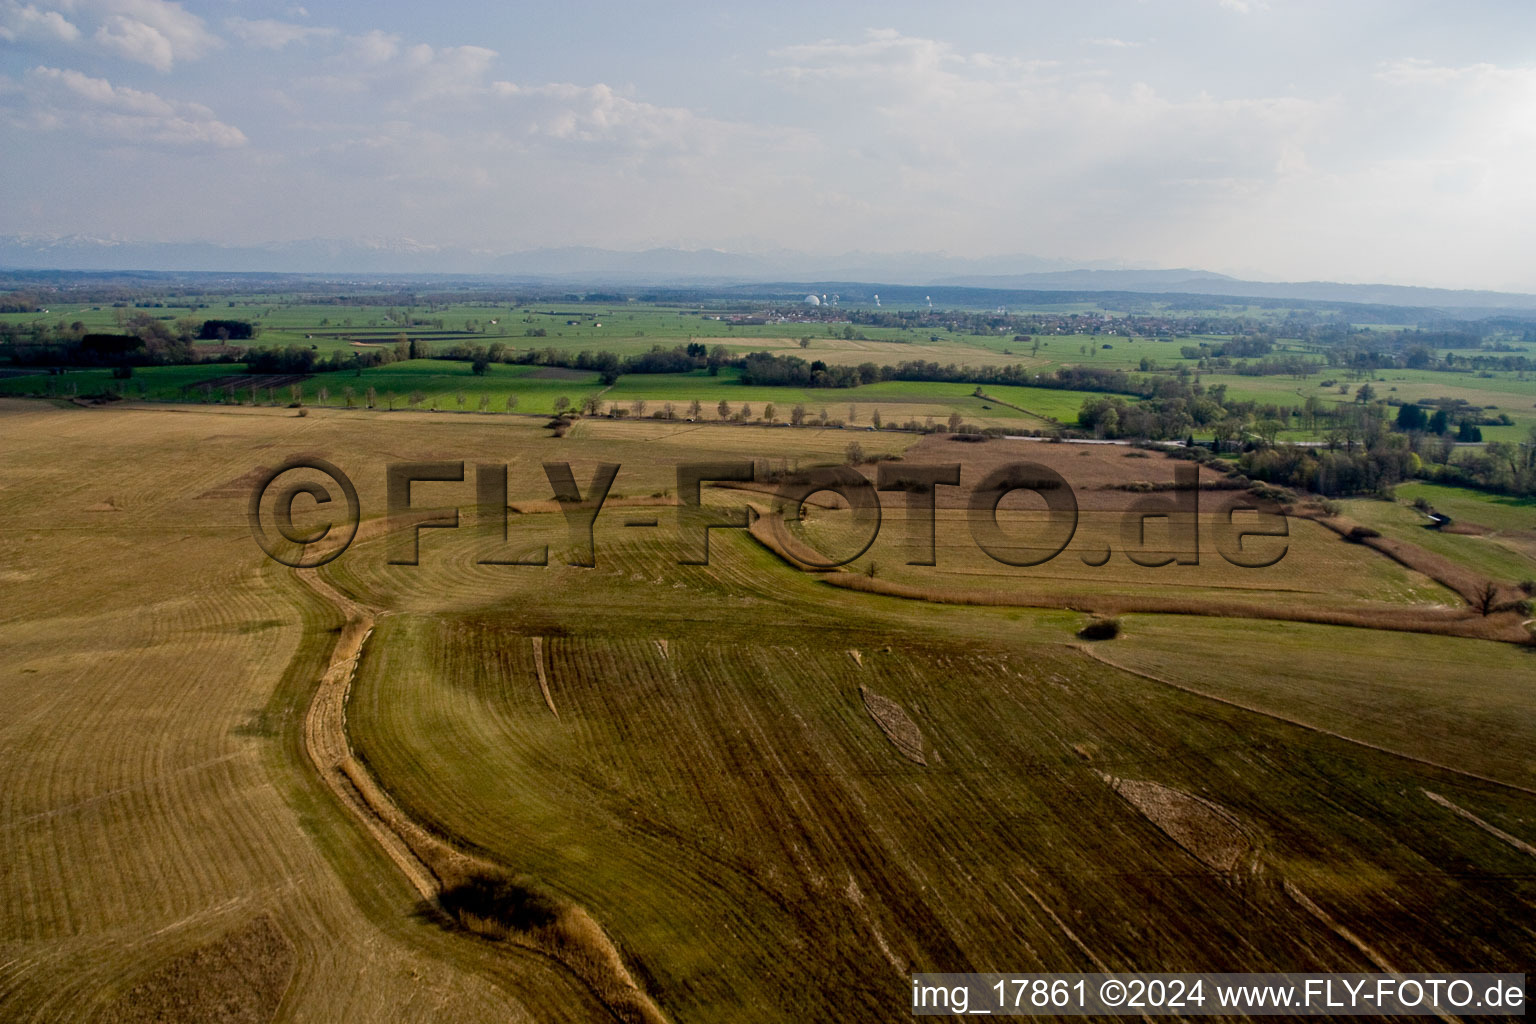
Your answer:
[859,685,927,765]
[100,914,294,1024]
[532,637,559,718]
[1103,776,1254,875]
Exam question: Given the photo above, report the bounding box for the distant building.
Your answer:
[804,294,821,306]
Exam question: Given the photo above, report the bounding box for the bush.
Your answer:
[1077,618,1121,641]
[197,319,254,340]
[1345,526,1381,542]
[1317,499,1342,517]
[439,873,560,935]
[1249,482,1296,503]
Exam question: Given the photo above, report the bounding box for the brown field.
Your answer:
[0,397,1531,1023]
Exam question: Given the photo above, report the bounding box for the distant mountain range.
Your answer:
[3,235,1535,312]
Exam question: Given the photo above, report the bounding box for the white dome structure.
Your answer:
[803,294,821,306]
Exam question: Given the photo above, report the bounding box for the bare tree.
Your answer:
[1476,581,1500,616]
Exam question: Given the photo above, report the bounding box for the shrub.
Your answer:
[1248,482,1296,503]
[1345,526,1381,542]
[1317,499,1342,517]
[1077,618,1121,641]
[440,873,560,936]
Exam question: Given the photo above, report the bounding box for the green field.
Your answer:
[9,292,1536,448]
[1394,480,1536,533]
[1095,614,1536,787]
[0,360,1075,428]
[1340,486,1536,582]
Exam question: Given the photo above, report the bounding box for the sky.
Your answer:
[2,0,1535,289]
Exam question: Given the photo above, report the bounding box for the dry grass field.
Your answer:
[0,397,1531,1022]
[776,438,1461,614]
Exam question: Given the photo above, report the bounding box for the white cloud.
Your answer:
[15,0,223,70]
[400,42,497,99]
[0,1,79,42]
[225,16,333,50]
[770,29,1320,178]
[340,28,398,65]
[490,81,708,148]
[1218,0,1269,12]
[6,64,245,145]
[301,32,508,109]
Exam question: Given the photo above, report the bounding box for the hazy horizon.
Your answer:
[4,1,1534,290]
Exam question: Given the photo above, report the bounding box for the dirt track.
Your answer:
[294,570,669,1024]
